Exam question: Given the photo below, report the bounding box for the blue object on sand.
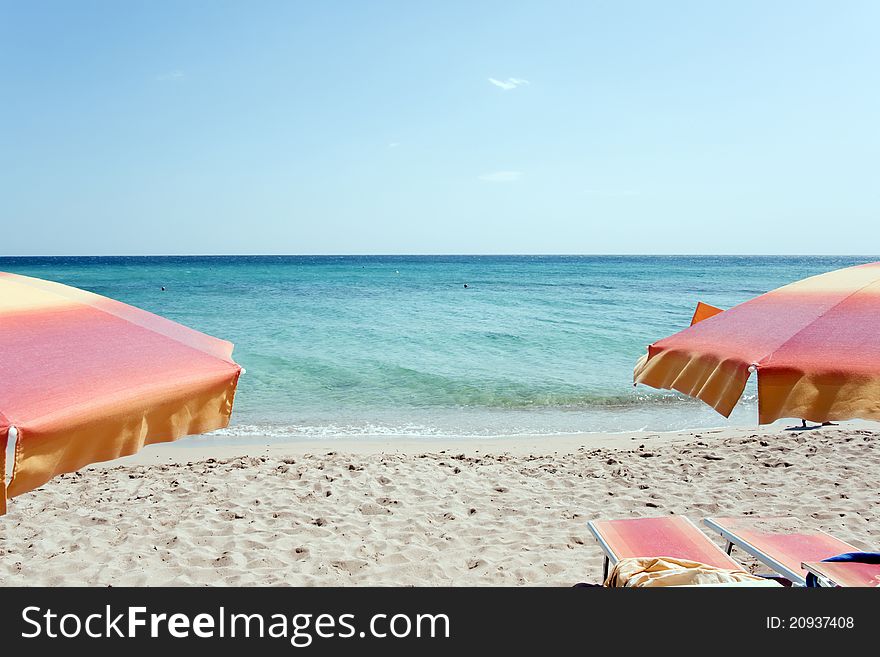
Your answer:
[805,552,880,587]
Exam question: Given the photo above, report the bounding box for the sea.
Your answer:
[2,255,875,440]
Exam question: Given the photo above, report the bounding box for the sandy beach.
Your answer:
[1,423,877,586]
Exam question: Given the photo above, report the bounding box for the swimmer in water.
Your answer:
[463,283,469,288]
[161,286,166,291]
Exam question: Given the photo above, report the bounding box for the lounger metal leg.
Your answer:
[603,556,609,581]
[725,541,733,555]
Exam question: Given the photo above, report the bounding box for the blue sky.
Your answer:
[2,1,878,255]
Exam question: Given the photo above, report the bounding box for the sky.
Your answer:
[1,0,879,255]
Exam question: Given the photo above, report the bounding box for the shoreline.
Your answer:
[91,420,874,466]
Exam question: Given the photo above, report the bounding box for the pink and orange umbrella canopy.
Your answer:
[0,272,242,514]
[634,261,880,425]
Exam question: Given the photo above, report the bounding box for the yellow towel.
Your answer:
[605,556,779,587]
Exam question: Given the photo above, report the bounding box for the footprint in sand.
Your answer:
[214,552,235,567]
[380,553,410,566]
[330,559,369,573]
[359,502,392,516]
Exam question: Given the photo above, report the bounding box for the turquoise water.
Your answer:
[2,255,875,437]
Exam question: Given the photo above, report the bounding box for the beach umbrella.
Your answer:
[633,261,880,425]
[0,272,242,515]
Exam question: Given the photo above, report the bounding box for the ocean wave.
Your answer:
[212,423,473,439]
[210,423,643,439]
[213,392,760,439]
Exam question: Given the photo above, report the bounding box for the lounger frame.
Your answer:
[703,518,856,587]
[801,561,880,588]
[587,520,618,581]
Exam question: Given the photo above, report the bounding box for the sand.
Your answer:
[1,424,877,586]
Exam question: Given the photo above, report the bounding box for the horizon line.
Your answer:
[1,253,879,259]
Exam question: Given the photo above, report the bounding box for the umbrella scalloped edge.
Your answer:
[635,346,880,425]
[757,368,880,424]
[2,368,240,514]
[634,346,752,418]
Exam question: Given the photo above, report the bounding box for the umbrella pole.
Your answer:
[1,426,17,515]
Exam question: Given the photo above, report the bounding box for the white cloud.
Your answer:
[387,142,400,149]
[479,171,523,182]
[488,77,529,91]
[156,70,185,82]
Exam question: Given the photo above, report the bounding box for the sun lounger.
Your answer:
[703,517,858,586]
[587,516,741,581]
[802,561,880,587]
